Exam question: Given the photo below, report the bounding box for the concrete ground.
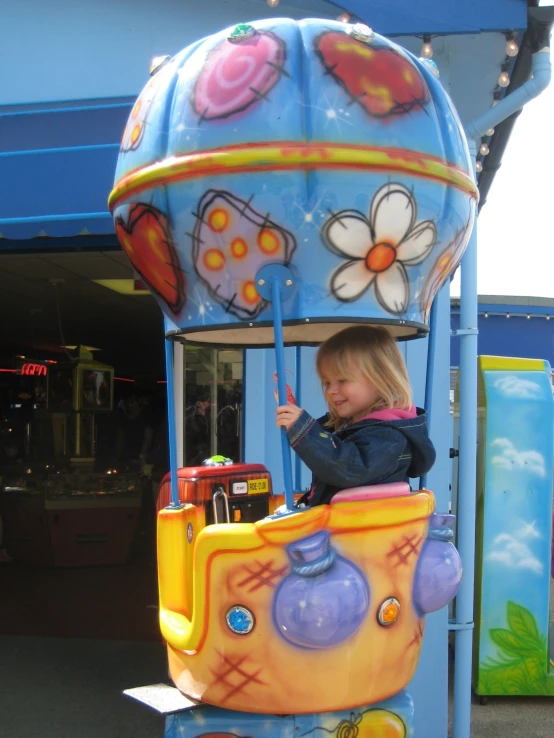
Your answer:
[0,636,167,738]
[1,634,553,738]
[466,695,554,738]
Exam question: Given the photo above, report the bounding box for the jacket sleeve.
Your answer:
[286,410,408,488]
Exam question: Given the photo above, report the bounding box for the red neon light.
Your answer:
[21,363,47,376]
[115,377,135,383]
[0,369,16,373]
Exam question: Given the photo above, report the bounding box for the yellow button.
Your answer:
[233,509,241,522]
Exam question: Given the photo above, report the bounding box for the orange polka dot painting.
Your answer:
[192,190,296,320]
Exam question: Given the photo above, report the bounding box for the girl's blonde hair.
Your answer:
[316,325,412,430]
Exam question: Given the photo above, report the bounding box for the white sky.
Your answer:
[451,15,553,298]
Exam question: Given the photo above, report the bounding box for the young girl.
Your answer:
[276,325,435,506]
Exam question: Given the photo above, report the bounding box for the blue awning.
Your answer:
[332,0,528,35]
[0,101,131,240]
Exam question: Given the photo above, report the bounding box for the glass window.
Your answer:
[183,347,243,466]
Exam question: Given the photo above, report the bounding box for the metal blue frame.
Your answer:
[164,325,180,507]
[451,47,552,738]
[420,298,439,490]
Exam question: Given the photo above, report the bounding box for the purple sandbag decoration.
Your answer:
[273,531,370,649]
[413,513,463,616]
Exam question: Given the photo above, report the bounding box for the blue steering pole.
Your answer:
[256,264,295,511]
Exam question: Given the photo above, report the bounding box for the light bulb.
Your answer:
[480,143,489,156]
[486,127,495,136]
[506,313,510,318]
[337,12,351,22]
[150,55,170,77]
[484,313,489,318]
[267,0,279,6]
[547,316,551,321]
[421,42,433,59]
[498,71,510,87]
[476,161,483,173]
[506,39,519,57]
[527,314,531,320]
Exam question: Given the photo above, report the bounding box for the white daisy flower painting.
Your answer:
[323,183,437,315]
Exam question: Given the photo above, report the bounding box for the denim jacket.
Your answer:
[286,407,436,506]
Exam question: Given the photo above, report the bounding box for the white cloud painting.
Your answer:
[492,375,542,399]
[490,438,546,477]
[487,531,543,575]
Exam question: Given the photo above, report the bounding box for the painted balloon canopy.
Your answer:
[110,18,477,346]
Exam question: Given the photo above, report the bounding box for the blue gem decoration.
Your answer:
[226,606,254,634]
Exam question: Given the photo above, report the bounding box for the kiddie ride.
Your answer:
[109,17,476,737]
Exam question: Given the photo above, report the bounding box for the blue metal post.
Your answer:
[271,276,295,510]
[420,298,438,490]
[164,331,180,507]
[452,143,478,738]
[294,346,302,492]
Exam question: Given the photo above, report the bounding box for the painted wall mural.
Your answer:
[110,17,477,345]
[472,357,554,697]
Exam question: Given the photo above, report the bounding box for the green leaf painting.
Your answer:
[478,601,554,696]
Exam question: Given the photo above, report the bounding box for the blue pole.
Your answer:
[452,143,478,738]
[420,298,438,490]
[294,346,302,492]
[271,276,295,510]
[164,332,180,507]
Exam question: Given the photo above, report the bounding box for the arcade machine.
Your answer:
[0,346,143,567]
[109,17,476,736]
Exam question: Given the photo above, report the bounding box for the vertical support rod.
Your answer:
[271,276,295,510]
[211,348,218,457]
[420,297,438,489]
[294,346,302,492]
[165,334,180,507]
[174,341,184,468]
[452,143,478,738]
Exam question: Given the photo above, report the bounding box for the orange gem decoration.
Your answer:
[378,597,401,626]
[115,203,186,315]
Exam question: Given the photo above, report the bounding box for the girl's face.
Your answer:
[320,365,381,423]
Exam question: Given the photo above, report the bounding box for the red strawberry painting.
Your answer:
[115,203,186,315]
[315,31,429,118]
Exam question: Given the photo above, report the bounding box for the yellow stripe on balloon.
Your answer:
[108,141,478,211]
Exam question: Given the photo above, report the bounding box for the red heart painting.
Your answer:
[315,32,429,118]
[115,203,186,315]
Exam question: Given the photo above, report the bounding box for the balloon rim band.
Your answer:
[108,141,478,211]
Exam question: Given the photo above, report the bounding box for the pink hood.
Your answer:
[360,405,417,422]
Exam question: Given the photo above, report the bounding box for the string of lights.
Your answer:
[475,32,520,175]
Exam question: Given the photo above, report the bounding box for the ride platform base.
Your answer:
[164,689,414,738]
